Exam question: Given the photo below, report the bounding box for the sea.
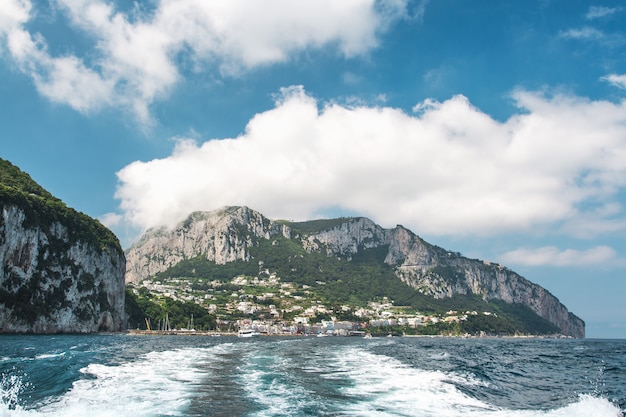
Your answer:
[0,335,624,417]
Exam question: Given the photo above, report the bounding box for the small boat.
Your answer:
[364,333,373,339]
[238,329,260,338]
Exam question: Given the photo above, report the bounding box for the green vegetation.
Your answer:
[0,159,54,199]
[126,288,217,331]
[155,257,257,281]
[0,157,124,328]
[281,217,358,235]
[142,234,560,336]
[480,300,559,334]
[0,158,121,253]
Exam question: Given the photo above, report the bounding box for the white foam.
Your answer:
[480,395,622,417]
[0,346,224,417]
[1,343,622,417]
[238,352,315,416]
[1,373,27,412]
[329,346,623,417]
[542,394,621,417]
[33,353,65,361]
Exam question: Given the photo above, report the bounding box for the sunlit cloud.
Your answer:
[0,0,30,35]
[114,86,626,240]
[0,0,409,126]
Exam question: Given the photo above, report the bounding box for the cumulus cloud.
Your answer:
[499,246,616,267]
[0,0,408,125]
[115,86,626,238]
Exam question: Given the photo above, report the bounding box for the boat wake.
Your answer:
[0,338,622,417]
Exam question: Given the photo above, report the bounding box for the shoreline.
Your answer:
[124,329,575,339]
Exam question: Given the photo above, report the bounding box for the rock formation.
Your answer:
[126,206,585,337]
[0,158,126,333]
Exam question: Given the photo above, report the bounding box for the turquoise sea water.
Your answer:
[0,335,624,416]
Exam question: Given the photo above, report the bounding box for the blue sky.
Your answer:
[1,0,626,338]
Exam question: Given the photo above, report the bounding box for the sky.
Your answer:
[1,0,625,338]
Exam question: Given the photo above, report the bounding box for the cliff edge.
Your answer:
[0,158,126,333]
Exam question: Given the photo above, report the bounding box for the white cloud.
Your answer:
[559,26,625,48]
[115,86,626,238]
[0,0,409,125]
[586,6,622,20]
[4,25,116,113]
[499,246,616,267]
[560,26,605,41]
[0,0,30,36]
[412,97,440,113]
[602,73,626,90]
[99,212,123,228]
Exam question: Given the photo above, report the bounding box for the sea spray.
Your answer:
[1,371,27,411]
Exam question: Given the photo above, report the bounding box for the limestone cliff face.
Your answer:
[125,207,289,283]
[300,218,391,256]
[125,206,585,337]
[303,220,584,338]
[0,205,126,333]
[0,158,126,333]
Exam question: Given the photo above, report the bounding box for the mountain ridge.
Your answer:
[125,205,584,337]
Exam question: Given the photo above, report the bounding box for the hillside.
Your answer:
[0,158,126,333]
[125,206,584,337]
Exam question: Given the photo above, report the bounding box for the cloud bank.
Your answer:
[0,0,408,124]
[115,86,626,240]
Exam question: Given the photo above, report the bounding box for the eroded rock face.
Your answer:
[0,205,126,333]
[125,206,585,337]
[125,207,288,283]
[309,220,584,338]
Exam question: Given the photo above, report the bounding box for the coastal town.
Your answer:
[127,272,499,337]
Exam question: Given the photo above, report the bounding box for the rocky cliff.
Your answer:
[126,206,585,337]
[125,207,290,283]
[0,159,126,333]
